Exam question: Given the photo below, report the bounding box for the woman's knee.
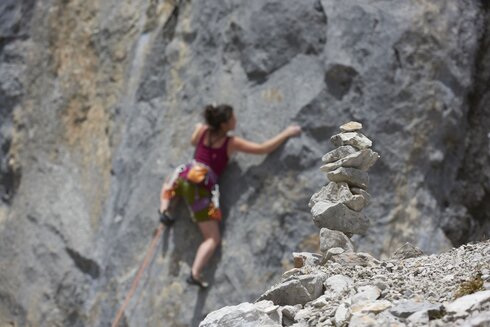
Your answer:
[205,234,220,249]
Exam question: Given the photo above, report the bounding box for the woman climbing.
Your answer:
[159,104,301,288]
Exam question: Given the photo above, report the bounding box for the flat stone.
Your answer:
[446,290,490,317]
[311,201,369,235]
[320,149,379,172]
[390,300,444,319]
[282,268,302,280]
[326,167,369,189]
[340,121,363,132]
[330,132,372,149]
[257,274,326,306]
[391,242,425,260]
[329,252,380,268]
[322,145,358,163]
[351,300,392,314]
[320,228,355,253]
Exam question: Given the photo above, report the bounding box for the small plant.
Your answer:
[453,272,484,299]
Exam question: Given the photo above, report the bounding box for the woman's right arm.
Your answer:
[229,125,301,155]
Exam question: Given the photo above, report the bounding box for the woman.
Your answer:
[159,104,301,288]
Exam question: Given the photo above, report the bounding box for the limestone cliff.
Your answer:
[0,0,489,326]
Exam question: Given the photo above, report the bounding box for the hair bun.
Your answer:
[203,104,233,130]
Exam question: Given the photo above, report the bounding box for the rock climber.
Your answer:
[159,104,301,288]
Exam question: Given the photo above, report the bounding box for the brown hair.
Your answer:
[203,104,233,130]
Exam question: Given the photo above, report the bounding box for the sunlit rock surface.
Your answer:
[0,0,489,326]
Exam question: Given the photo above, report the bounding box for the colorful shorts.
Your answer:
[163,164,222,223]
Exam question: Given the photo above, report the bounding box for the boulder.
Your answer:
[311,201,369,235]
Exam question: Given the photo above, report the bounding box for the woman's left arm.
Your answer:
[191,123,206,146]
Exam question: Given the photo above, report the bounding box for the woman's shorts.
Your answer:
[164,174,222,223]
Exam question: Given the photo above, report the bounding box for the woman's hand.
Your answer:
[283,125,302,138]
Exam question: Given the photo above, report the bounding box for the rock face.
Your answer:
[201,241,490,327]
[0,1,489,326]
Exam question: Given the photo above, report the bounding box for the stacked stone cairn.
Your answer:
[309,121,379,260]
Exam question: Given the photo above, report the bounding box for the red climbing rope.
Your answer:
[111,223,165,327]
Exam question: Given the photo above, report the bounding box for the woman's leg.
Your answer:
[191,220,221,280]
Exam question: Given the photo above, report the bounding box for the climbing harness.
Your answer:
[162,161,222,222]
[111,223,165,327]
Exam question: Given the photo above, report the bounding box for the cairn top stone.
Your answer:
[340,121,363,132]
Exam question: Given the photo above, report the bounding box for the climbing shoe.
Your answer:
[186,273,209,289]
[159,210,175,227]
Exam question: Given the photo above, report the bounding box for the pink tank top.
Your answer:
[194,129,230,177]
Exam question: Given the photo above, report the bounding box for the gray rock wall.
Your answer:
[0,0,489,326]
